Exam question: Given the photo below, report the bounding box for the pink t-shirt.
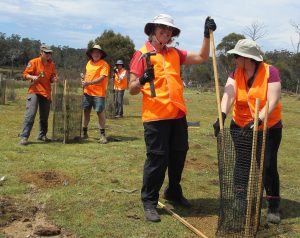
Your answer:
[130,41,187,78]
[130,41,188,119]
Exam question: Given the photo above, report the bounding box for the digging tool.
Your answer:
[158,201,208,238]
[138,51,156,97]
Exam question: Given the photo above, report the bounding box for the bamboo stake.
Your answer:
[158,201,208,238]
[244,98,260,237]
[63,79,68,144]
[254,101,269,232]
[52,81,57,140]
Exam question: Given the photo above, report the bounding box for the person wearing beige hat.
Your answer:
[213,39,283,224]
[81,44,110,144]
[20,44,58,145]
[129,13,216,222]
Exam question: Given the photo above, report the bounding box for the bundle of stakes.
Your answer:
[210,30,269,237]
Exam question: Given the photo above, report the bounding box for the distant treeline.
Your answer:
[0,32,299,92]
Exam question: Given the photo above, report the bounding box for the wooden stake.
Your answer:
[244,98,260,236]
[63,79,68,144]
[158,201,208,238]
[210,30,223,131]
[255,101,269,232]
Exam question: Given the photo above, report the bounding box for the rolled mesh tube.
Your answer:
[216,126,266,238]
[52,80,82,143]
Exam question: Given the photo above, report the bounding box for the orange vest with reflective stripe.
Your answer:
[84,59,109,97]
[233,63,282,128]
[114,68,128,90]
[139,45,186,122]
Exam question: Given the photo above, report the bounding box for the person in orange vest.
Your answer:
[213,39,282,224]
[82,45,110,144]
[20,44,58,145]
[129,13,216,222]
[113,60,128,118]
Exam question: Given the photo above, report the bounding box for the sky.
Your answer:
[0,0,299,53]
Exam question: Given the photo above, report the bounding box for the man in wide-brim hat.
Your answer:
[81,44,110,144]
[129,13,217,222]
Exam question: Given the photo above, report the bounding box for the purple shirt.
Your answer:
[230,65,282,128]
[229,65,280,83]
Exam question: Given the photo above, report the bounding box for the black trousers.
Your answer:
[230,120,282,208]
[141,117,189,209]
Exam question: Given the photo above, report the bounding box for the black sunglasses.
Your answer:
[44,51,52,55]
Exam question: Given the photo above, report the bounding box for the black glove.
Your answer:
[213,112,226,137]
[139,66,155,86]
[204,17,217,38]
[240,118,263,136]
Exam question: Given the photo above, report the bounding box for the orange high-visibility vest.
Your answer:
[139,45,186,122]
[84,59,110,97]
[114,68,128,90]
[23,57,56,100]
[233,62,282,128]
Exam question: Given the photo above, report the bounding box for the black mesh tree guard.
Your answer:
[216,127,267,238]
[52,79,82,143]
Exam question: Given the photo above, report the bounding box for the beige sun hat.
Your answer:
[144,14,181,37]
[227,39,263,62]
[40,44,53,53]
[86,45,107,59]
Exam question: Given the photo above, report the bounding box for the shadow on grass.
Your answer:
[166,197,300,220]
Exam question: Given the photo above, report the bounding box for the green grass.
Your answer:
[0,86,300,237]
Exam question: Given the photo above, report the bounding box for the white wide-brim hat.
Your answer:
[144,14,181,37]
[227,39,263,62]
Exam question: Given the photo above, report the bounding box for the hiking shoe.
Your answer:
[37,135,51,142]
[163,193,192,208]
[98,134,108,144]
[20,137,28,145]
[144,208,161,222]
[267,209,281,224]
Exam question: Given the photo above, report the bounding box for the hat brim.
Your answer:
[144,23,180,37]
[227,49,263,62]
[41,49,53,53]
[86,48,107,59]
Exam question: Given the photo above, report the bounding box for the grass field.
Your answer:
[0,85,300,238]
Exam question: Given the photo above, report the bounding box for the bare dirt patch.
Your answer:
[0,196,76,238]
[185,156,218,172]
[20,171,69,188]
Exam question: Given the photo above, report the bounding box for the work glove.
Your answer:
[204,17,217,38]
[240,118,263,136]
[213,112,226,137]
[114,66,118,73]
[139,66,155,86]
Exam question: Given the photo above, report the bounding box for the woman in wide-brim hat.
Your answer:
[129,13,217,222]
[86,44,107,59]
[213,39,283,224]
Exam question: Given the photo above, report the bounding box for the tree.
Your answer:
[89,30,135,70]
[290,20,300,53]
[243,21,268,41]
